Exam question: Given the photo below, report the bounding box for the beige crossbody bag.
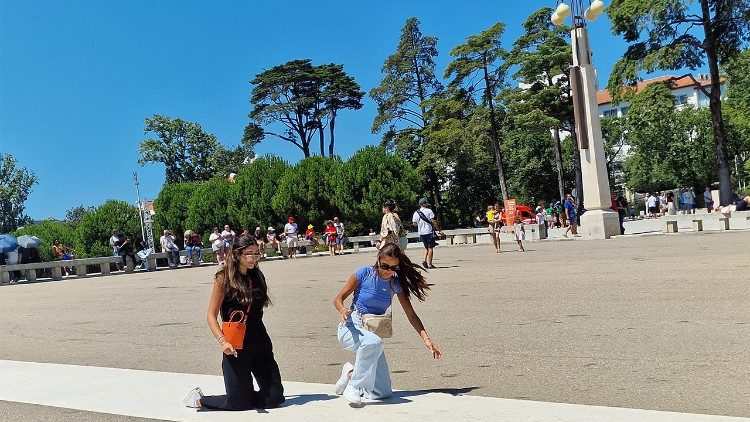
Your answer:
[360,280,395,339]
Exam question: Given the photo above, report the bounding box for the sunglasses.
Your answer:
[378,262,400,272]
[242,253,261,260]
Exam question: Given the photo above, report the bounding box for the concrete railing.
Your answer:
[346,224,548,251]
[662,210,750,233]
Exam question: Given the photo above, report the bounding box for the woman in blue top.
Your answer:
[332,243,443,406]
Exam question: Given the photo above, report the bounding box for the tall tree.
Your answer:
[318,64,365,156]
[445,22,510,200]
[608,0,750,205]
[506,7,576,202]
[0,154,37,233]
[250,60,363,158]
[370,17,445,219]
[139,115,250,184]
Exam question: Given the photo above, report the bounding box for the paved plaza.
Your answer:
[1,230,748,421]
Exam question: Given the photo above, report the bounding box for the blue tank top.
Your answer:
[351,266,403,315]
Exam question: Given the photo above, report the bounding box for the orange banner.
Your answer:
[505,199,517,227]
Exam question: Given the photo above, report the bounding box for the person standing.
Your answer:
[183,236,285,410]
[378,201,403,249]
[647,193,659,218]
[513,217,525,252]
[703,187,714,213]
[563,194,579,237]
[616,193,628,235]
[332,243,443,406]
[283,216,299,259]
[486,205,500,253]
[324,220,338,257]
[333,217,346,255]
[412,198,439,269]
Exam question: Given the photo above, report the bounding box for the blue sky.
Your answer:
[2,1,674,220]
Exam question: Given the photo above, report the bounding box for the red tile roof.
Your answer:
[597,74,720,105]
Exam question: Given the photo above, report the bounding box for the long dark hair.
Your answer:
[377,243,429,301]
[216,236,271,307]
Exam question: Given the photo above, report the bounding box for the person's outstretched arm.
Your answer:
[396,292,443,359]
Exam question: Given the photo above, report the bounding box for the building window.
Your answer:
[603,109,617,117]
[676,95,688,105]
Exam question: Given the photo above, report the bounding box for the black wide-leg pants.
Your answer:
[201,347,285,411]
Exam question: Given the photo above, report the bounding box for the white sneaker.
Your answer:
[343,384,362,406]
[334,362,354,395]
[183,387,203,408]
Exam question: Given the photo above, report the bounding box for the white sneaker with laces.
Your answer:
[334,362,354,395]
[343,384,362,406]
[183,387,204,408]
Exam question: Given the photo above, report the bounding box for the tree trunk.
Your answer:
[482,61,509,200]
[318,125,325,156]
[552,128,565,202]
[328,113,336,157]
[701,0,732,205]
[426,169,443,225]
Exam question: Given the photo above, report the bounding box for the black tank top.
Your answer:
[220,269,272,351]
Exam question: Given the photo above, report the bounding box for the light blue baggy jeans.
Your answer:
[337,312,392,400]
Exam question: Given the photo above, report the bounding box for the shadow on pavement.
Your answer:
[283,393,339,407]
[366,386,481,405]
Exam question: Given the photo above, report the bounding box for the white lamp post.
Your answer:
[552,0,620,239]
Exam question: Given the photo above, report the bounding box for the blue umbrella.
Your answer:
[0,234,19,253]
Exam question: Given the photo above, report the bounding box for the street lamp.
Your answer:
[552,0,620,239]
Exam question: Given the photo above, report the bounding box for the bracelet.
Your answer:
[217,336,226,345]
[422,336,431,343]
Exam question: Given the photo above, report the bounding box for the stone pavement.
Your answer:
[0,230,748,420]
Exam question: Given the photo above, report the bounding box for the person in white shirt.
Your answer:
[208,227,225,265]
[647,193,659,218]
[284,216,299,259]
[221,225,236,249]
[160,230,180,268]
[412,198,439,269]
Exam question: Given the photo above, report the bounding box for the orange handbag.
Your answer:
[222,303,251,350]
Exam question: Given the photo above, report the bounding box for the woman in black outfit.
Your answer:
[183,236,285,410]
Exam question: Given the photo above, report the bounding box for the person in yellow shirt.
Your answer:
[486,206,500,253]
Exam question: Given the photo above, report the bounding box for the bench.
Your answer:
[663,220,679,233]
[0,256,126,283]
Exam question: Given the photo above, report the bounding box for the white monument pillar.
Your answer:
[571,26,620,239]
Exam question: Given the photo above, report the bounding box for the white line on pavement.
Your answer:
[0,360,745,422]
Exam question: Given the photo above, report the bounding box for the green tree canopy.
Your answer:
[227,155,291,231]
[0,154,38,233]
[370,17,446,219]
[185,178,235,238]
[74,200,141,258]
[250,60,363,158]
[607,0,750,204]
[445,22,510,200]
[12,220,77,262]
[138,115,255,184]
[332,146,421,235]
[153,182,201,240]
[271,156,343,231]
